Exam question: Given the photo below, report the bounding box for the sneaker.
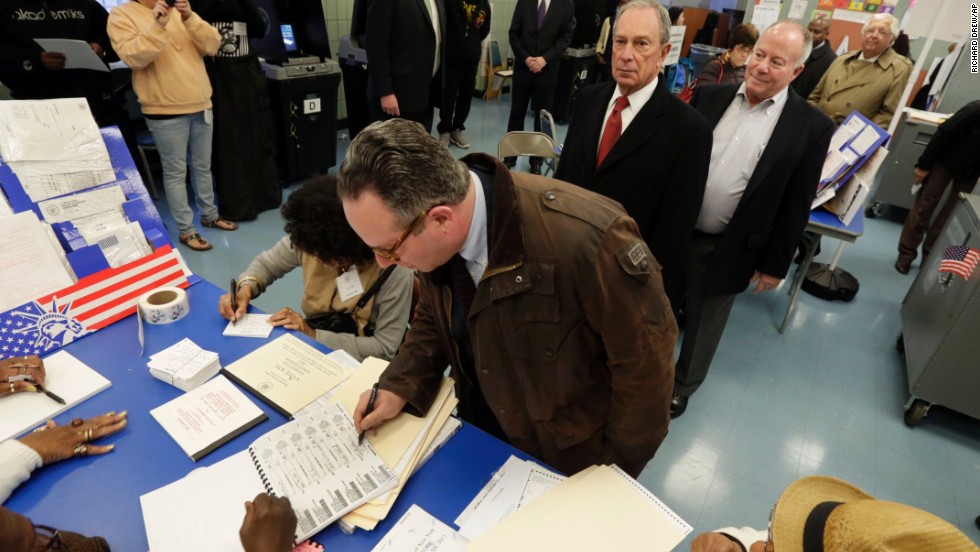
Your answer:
[439,132,451,147]
[450,130,470,149]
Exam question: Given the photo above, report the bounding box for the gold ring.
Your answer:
[220,298,230,304]
[84,428,94,442]
[71,418,84,427]
[73,444,89,456]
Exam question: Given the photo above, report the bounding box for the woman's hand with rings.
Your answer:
[267,307,315,338]
[18,411,128,465]
[0,355,46,397]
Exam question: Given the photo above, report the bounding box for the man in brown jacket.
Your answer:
[339,119,676,477]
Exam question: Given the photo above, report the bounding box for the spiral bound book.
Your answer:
[141,401,398,550]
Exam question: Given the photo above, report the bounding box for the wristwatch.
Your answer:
[23,59,33,71]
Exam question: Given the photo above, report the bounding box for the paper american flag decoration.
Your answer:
[0,245,189,360]
[939,245,980,280]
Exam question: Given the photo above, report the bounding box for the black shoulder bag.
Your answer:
[305,265,396,336]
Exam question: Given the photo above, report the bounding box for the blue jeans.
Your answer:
[145,111,219,235]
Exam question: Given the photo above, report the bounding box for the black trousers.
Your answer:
[506,66,557,167]
[438,59,480,134]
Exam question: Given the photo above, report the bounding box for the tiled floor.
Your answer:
[154,95,980,547]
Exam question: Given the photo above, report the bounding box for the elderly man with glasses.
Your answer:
[338,119,677,478]
[807,12,912,129]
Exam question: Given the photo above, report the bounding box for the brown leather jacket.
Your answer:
[380,154,677,477]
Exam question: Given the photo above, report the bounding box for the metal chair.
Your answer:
[484,40,513,100]
[497,131,559,176]
[538,109,562,175]
[135,130,160,199]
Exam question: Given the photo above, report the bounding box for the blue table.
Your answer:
[779,209,865,333]
[5,279,530,550]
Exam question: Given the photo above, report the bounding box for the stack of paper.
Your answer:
[371,505,468,552]
[150,374,267,461]
[0,211,75,312]
[318,357,460,532]
[467,464,692,551]
[454,455,566,540]
[148,338,221,391]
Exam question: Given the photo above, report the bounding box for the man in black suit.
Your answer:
[555,0,711,310]
[671,20,834,417]
[506,0,575,174]
[791,14,836,99]
[366,0,445,131]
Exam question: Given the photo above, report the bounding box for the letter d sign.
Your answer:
[304,98,322,115]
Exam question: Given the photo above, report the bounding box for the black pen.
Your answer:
[230,278,239,325]
[37,385,66,405]
[358,382,380,446]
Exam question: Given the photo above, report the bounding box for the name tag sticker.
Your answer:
[336,267,364,302]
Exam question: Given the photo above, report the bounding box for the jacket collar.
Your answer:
[843,47,901,70]
[459,153,526,277]
[595,78,672,171]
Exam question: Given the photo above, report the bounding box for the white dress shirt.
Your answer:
[596,76,659,155]
[459,170,489,285]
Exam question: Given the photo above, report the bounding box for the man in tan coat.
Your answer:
[340,119,677,477]
[807,13,911,129]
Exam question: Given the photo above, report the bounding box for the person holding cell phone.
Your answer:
[108,0,239,253]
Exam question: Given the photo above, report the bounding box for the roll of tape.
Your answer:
[139,287,190,325]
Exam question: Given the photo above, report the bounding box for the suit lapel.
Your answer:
[741,92,802,200]
[581,83,615,169]
[415,0,433,29]
[598,80,670,171]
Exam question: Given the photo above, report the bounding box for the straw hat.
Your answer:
[771,475,978,552]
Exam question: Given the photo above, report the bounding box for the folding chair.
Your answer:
[497,131,559,176]
[484,40,513,100]
[538,109,563,175]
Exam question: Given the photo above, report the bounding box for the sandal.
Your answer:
[201,217,238,231]
[179,233,213,251]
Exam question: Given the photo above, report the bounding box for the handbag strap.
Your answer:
[716,62,724,83]
[351,265,397,314]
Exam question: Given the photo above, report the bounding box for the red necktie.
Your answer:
[596,96,629,167]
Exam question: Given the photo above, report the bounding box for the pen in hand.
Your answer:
[230,278,239,325]
[358,382,380,446]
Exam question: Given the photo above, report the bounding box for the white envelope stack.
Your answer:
[148,338,221,391]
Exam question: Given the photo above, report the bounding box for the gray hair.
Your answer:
[615,0,672,46]
[337,119,470,227]
[766,20,813,68]
[862,13,899,40]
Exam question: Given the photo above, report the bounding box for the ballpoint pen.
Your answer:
[230,278,239,325]
[36,385,66,405]
[358,382,380,446]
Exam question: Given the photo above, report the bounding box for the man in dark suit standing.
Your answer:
[555,0,711,310]
[670,21,834,417]
[791,14,836,99]
[505,0,575,174]
[366,0,445,131]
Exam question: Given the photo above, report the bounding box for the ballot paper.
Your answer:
[454,455,566,540]
[150,374,267,461]
[34,38,111,72]
[82,221,153,268]
[371,505,468,552]
[0,211,75,312]
[0,350,111,441]
[37,184,128,236]
[222,313,274,338]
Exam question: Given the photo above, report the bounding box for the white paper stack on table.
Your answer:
[371,504,469,552]
[0,210,76,312]
[148,338,221,391]
[467,464,693,551]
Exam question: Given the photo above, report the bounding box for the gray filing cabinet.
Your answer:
[900,193,980,426]
[871,109,940,212]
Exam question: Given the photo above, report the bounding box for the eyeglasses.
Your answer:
[33,524,62,550]
[372,209,429,262]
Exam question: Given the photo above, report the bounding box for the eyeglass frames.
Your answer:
[372,209,430,262]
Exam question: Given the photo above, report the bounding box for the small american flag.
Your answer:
[0,245,189,360]
[939,245,980,280]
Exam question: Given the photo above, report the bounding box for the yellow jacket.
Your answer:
[807,47,912,129]
[107,2,220,115]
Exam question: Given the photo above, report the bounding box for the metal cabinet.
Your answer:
[900,193,980,426]
[871,110,940,212]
